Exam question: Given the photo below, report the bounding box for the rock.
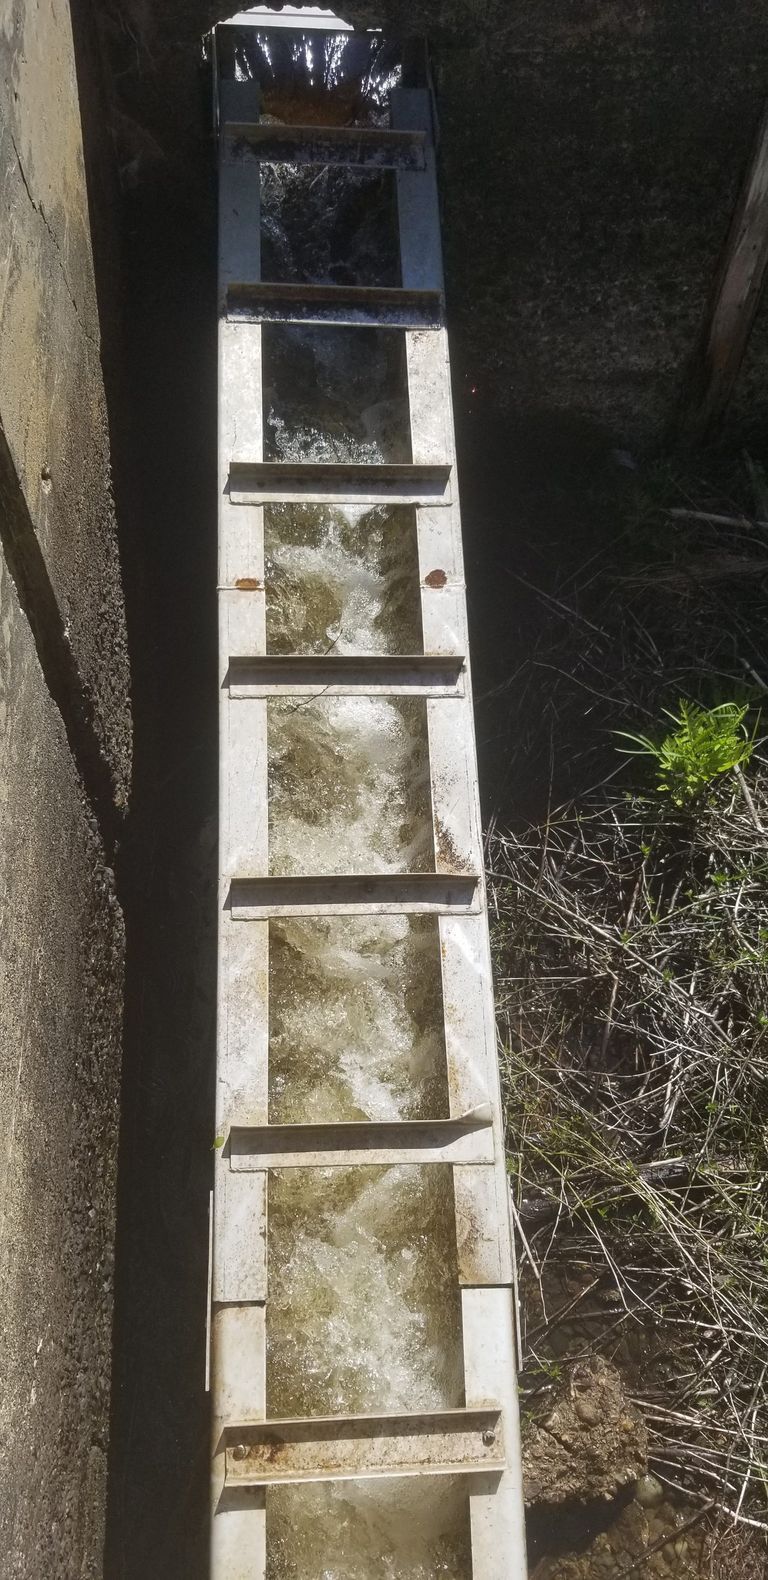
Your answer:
[523,1357,648,1506]
[574,1398,601,1428]
[635,1473,665,1508]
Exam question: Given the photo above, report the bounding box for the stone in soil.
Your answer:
[523,1356,648,1506]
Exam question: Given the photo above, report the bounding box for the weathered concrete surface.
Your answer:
[0,0,131,802]
[0,548,123,1579]
[0,3,127,1576]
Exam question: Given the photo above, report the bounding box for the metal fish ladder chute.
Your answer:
[211,9,528,1576]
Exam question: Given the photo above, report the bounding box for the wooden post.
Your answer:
[675,100,768,446]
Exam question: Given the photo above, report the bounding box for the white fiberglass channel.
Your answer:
[267,694,434,875]
[264,503,423,656]
[268,914,448,1122]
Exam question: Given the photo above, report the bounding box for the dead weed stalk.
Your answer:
[490,770,768,1526]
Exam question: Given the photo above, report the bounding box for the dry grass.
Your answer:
[488,456,768,1533]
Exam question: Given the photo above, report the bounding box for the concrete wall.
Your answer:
[0,1,127,1574]
[1,0,130,796]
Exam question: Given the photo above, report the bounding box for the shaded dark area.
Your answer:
[0,425,122,856]
[455,393,631,821]
[101,130,219,1580]
[526,1485,636,1565]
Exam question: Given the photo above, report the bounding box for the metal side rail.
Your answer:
[213,31,528,1580]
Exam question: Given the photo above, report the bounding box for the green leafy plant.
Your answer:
[616,699,756,806]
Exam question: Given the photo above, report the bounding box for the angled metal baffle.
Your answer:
[211,13,528,1578]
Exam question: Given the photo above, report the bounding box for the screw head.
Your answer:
[231,1443,247,1462]
[482,1429,496,1446]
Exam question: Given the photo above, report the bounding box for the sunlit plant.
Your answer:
[616,699,756,806]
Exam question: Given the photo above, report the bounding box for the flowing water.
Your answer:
[266,1477,472,1580]
[265,503,423,657]
[267,694,434,875]
[262,324,433,878]
[244,77,469,1576]
[226,28,404,130]
[263,324,411,466]
[261,162,401,289]
[268,914,448,1123]
[266,1166,470,1579]
[267,1165,463,1417]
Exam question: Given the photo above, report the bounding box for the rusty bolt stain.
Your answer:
[235,576,262,590]
[424,568,447,588]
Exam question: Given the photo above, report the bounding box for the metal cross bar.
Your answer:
[224,1408,505,1486]
[226,653,465,696]
[227,281,443,327]
[228,1107,494,1168]
[224,122,427,169]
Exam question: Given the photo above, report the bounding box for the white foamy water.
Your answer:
[266,1477,471,1580]
[258,133,469,1580]
[265,503,422,657]
[269,914,448,1123]
[263,324,412,467]
[267,1165,463,1418]
[267,694,434,875]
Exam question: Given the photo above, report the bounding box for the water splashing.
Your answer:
[225,28,404,126]
[265,503,423,657]
[266,1477,472,1579]
[267,695,434,875]
[269,914,448,1122]
[263,324,412,466]
[268,1165,463,1417]
[266,1166,469,1577]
